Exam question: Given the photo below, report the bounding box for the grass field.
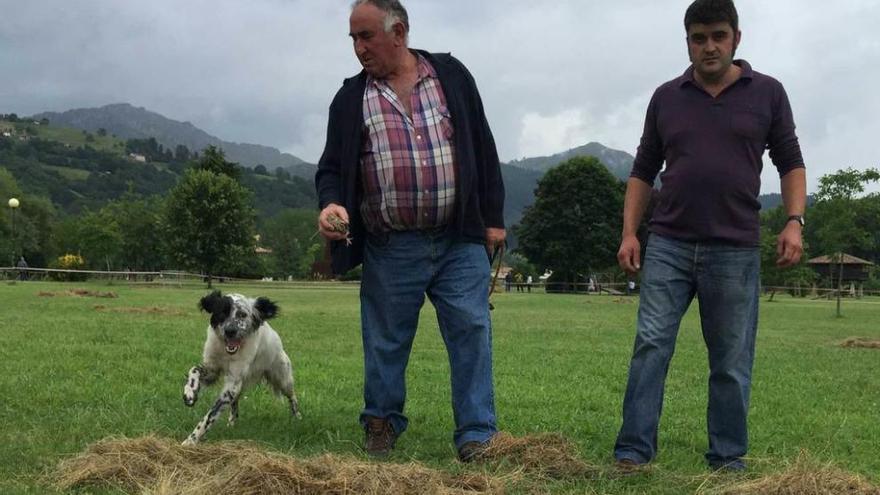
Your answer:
[1,280,878,494]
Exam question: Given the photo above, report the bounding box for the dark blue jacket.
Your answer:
[315,50,505,275]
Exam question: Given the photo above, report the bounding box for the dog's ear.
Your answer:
[199,290,223,314]
[254,297,279,320]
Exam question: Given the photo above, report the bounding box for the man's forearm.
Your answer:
[780,167,807,216]
[622,177,653,237]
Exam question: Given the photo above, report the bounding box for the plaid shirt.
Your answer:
[359,54,457,233]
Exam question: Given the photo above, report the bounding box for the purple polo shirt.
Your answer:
[630,60,804,246]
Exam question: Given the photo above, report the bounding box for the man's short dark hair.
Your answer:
[684,0,739,33]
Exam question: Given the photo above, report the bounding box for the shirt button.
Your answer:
[416,135,422,140]
[422,160,427,165]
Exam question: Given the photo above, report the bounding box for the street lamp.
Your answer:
[8,197,19,266]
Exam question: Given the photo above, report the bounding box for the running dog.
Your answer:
[182,291,301,445]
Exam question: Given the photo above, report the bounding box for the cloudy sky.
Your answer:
[1,0,878,193]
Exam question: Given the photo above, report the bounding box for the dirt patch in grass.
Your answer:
[479,432,599,480]
[840,337,880,349]
[52,436,504,495]
[38,289,118,298]
[93,305,187,316]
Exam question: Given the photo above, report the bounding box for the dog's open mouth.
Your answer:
[225,338,242,354]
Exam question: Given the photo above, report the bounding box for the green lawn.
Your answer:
[0,281,878,494]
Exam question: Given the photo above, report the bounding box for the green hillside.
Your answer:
[0,121,316,217]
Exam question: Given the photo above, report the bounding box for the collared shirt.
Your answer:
[359,53,457,233]
[630,60,804,246]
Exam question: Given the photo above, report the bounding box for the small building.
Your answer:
[128,153,147,162]
[807,253,874,286]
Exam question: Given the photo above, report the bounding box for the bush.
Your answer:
[50,254,88,281]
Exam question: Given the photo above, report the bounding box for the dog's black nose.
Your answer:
[225,329,236,338]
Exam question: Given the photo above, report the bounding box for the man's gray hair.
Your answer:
[352,0,410,37]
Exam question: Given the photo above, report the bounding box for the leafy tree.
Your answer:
[174,144,191,162]
[102,193,165,271]
[254,164,268,175]
[195,146,240,180]
[162,168,255,286]
[812,167,880,316]
[514,156,624,286]
[261,208,321,279]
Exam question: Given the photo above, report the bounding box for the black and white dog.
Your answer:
[182,291,301,445]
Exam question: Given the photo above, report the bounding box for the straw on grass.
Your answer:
[706,453,880,495]
[840,337,880,349]
[52,436,503,495]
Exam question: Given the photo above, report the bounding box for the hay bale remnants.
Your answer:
[479,432,598,480]
[38,289,118,298]
[93,305,187,316]
[840,337,880,349]
[709,454,880,495]
[52,436,502,495]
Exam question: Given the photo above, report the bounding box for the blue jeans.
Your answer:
[359,230,496,449]
[614,234,760,468]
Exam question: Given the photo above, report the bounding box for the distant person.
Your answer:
[626,279,636,296]
[16,256,28,281]
[526,274,533,293]
[504,271,513,292]
[514,272,523,292]
[314,0,506,462]
[613,0,806,472]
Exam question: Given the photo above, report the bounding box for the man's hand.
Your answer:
[318,203,350,241]
[776,222,803,267]
[618,235,642,274]
[485,227,506,254]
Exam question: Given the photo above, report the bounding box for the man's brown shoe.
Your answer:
[364,416,397,458]
[614,458,648,477]
[458,440,491,463]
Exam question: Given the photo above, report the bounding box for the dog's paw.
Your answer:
[182,393,197,407]
[181,436,197,446]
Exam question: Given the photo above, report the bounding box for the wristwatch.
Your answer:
[786,215,805,227]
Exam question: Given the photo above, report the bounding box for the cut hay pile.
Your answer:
[93,305,187,316]
[709,455,880,495]
[38,289,118,298]
[52,436,503,495]
[479,432,598,480]
[840,337,880,349]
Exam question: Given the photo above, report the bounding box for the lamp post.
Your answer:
[8,197,19,267]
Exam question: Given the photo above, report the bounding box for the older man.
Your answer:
[315,0,505,461]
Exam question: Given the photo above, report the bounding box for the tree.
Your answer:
[514,156,624,287]
[261,208,321,279]
[812,167,880,316]
[102,193,165,271]
[162,169,255,287]
[195,146,240,180]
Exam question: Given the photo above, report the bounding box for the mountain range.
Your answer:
[33,103,316,178]
[22,103,785,224]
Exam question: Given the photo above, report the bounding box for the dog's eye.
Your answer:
[236,310,247,319]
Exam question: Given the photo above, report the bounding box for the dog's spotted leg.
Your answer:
[183,365,218,407]
[228,397,239,427]
[288,392,302,420]
[182,380,241,445]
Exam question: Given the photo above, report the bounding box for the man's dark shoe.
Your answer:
[614,458,649,476]
[363,416,397,458]
[458,440,491,463]
[709,459,747,472]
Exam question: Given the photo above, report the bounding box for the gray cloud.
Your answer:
[1,0,877,193]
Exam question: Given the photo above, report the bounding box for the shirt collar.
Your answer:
[678,59,753,88]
